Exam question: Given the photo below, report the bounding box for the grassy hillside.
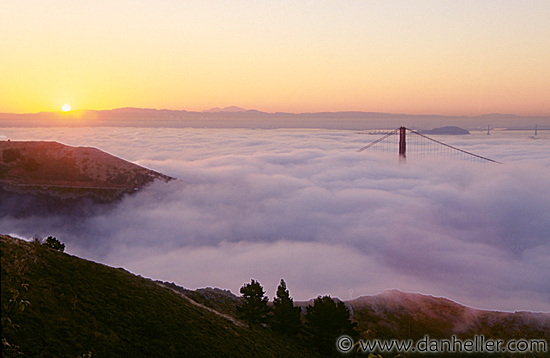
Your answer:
[0,141,172,190]
[0,141,174,217]
[2,234,548,358]
[1,235,319,358]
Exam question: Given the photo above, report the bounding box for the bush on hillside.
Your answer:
[44,236,65,252]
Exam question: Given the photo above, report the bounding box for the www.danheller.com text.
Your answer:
[337,335,548,354]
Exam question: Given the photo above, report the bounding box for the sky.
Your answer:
[1,127,549,312]
[1,0,550,115]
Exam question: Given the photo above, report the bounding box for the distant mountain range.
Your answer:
[0,107,547,131]
[203,106,248,113]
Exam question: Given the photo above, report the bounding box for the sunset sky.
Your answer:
[1,0,549,116]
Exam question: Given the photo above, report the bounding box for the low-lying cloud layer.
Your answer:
[1,127,549,311]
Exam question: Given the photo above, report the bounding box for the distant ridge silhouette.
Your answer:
[0,108,547,131]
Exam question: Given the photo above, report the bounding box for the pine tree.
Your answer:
[236,279,271,329]
[271,279,302,336]
[304,295,357,355]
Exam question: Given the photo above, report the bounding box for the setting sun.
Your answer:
[62,104,71,112]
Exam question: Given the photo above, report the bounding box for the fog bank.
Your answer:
[1,127,549,311]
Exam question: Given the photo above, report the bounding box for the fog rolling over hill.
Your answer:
[1,127,549,313]
[349,290,550,341]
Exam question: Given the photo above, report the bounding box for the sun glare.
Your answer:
[62,104,71,112]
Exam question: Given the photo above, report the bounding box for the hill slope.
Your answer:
[2,234,548,357]
[0,141,173,216]
[0,235,319,358]
[350,289,549,342]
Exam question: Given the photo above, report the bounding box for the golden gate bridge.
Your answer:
[358,126,501,164]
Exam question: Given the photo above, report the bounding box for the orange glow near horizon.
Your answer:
[1,1,549,117]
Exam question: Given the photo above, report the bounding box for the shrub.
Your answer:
[44,236,65,252]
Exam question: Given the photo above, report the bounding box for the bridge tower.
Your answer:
[399,126,406,162]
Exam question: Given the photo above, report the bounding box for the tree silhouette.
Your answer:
[44,236,65,252]
[236,279,271,329]
[271,279,302,336]
[304,295,357,355]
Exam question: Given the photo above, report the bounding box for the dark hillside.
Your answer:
[0,235,319,358]
[160,282,243,318]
